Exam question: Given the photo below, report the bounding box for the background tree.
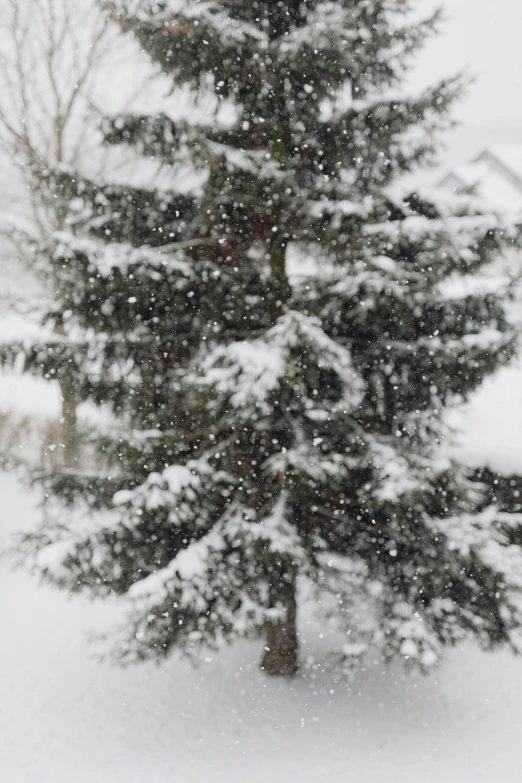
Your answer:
[0,0,155,465]
[12,0,522,676]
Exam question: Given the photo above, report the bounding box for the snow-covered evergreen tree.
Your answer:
[10,0,522,675]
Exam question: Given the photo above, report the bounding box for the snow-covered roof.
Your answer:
[439,144,522,213]
[439,163,488,189]
[477,145,522,186]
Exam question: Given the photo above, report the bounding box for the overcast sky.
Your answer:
[414,0,522,129]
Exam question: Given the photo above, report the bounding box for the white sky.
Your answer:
[414,0,522,129]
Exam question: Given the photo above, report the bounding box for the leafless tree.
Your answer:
[0,1,109,232]
[0,0,151,466]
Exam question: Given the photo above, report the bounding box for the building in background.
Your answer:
[439,145,522,213]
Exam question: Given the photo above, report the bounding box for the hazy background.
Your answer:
[414,0,522,167]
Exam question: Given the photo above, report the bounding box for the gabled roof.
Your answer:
[439,163,488,190]
[439,144,522,212]
[475,145,522,188]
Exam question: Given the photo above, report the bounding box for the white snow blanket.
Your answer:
[1,470,522,783]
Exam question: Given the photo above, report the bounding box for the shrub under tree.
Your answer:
[10,0,522,676]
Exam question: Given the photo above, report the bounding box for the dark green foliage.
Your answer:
[473,468,522,515]
[36,165,196,246]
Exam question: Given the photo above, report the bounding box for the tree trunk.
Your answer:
[61,383,78,468]
[261,583,298,676]
[54,322,79,469]
[269,235,291,312]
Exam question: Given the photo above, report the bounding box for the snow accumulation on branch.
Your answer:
[193,311,364,417]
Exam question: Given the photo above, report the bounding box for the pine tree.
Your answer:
[11,0,522,676]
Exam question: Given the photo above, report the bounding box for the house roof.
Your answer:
[476,145,522,187]
[439,144,522,212]
[440,163,489,189]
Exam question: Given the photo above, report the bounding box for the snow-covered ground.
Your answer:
[2,452,522,782]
